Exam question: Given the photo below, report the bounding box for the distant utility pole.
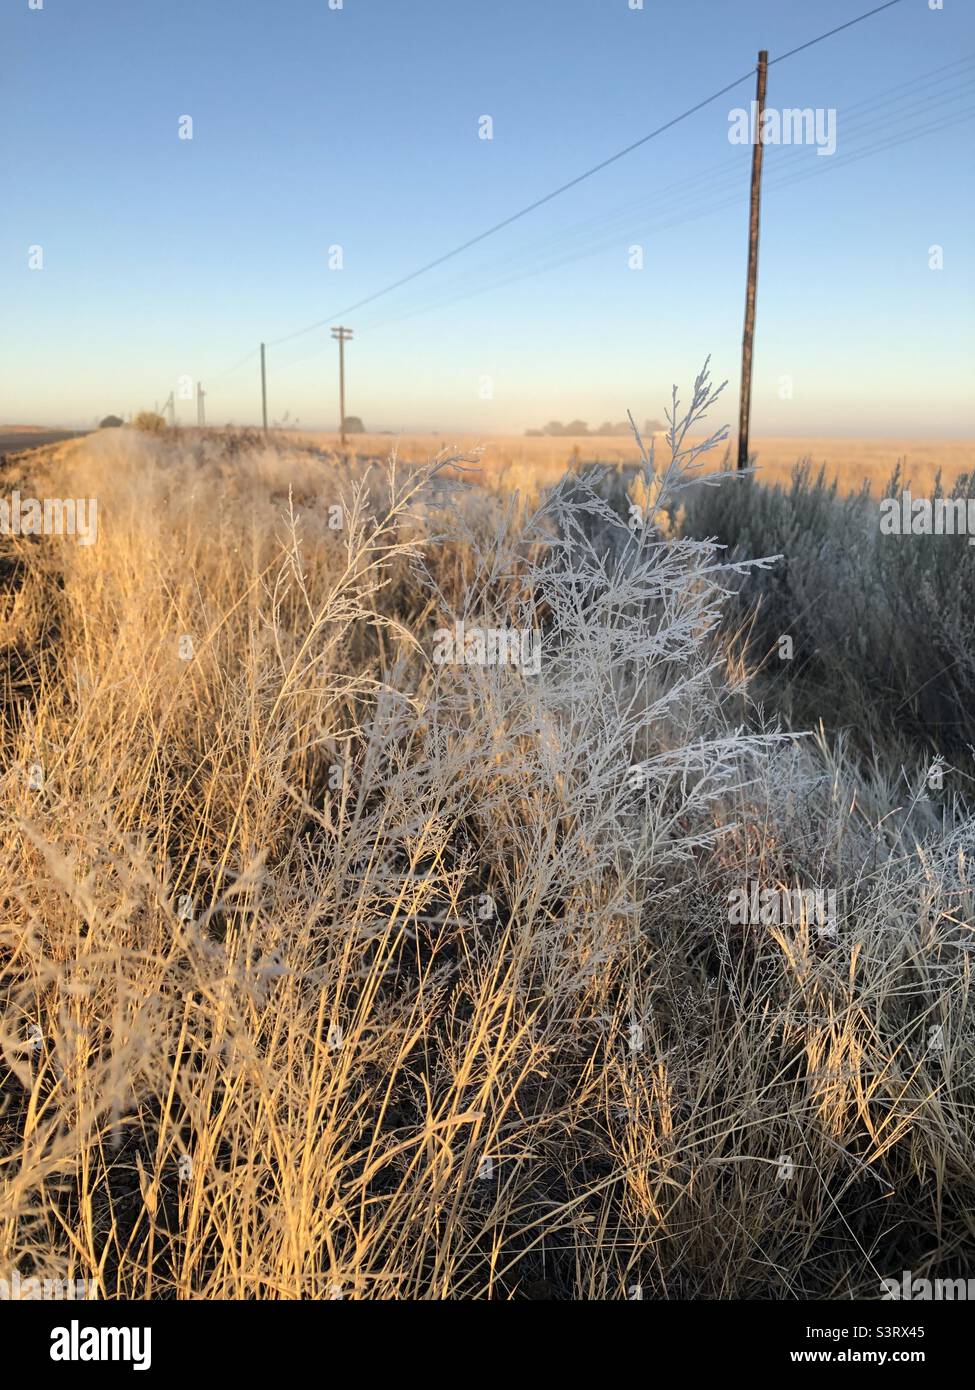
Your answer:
[197,381,206,427]
[331,326,353,445]
[260,343,268,433]
[737,49,768,471]
[163,391,176,428]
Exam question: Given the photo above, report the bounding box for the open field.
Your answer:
[300,431,974,498]
[1,380,973,1301]
[6,428,969,498]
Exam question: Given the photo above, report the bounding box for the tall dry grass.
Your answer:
[1,375,973,1299]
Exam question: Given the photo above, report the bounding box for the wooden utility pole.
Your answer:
[331,326,353,445]
[260,343,268,433]
[737,49,768,470]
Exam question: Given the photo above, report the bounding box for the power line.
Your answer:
[212,346,260,382]
[249,0,908,356]
[264,69,757,349]
[768,0,905,68]
[263,69,971,361]
[348,103,974,342]
[768,103,975,189]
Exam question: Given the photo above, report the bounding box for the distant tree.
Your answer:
[342,416,365,434]
[524,428,544,437]
[132,411,167,434]
[99,415,124,429]
[540,420,591,436]
[531,416,663,438]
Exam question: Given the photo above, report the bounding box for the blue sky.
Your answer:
[2,0,973,435]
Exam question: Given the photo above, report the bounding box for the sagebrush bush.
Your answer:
[679,459,975,777]
[132,410,167,434]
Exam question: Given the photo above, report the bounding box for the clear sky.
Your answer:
[2,0,973,435]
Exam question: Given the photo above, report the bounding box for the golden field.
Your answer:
[4,427,969,498]
[299,431,973,497]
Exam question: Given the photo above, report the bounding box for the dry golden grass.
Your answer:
[0,417,972,1300]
